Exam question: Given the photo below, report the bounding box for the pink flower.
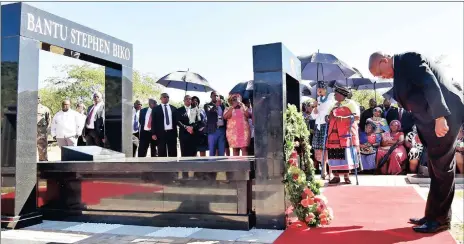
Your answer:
[285,206,294,215]
[305,213,315,223]
[292,174,299,181]
[317,202,326,213]
[300,198,315,207]
[314,195,327,204]
[320,218,328,225]
[304,188,315,198]
[291,151,298,159]
[288,158,298,166]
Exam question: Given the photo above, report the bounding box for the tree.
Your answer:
[350,90,383,108]
[39,64,164,114]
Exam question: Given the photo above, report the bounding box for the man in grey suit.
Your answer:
[369,51,464,233]
[84,91,105,147]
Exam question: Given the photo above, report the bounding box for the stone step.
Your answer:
[407,174,464,184]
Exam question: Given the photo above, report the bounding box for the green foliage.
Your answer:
[39,64,164,114]
[350,90,382,108]
[283,104,332,227]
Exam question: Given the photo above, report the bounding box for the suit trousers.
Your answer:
[157,129,177,157]
[179,131,197,157]
[138,130,157,157]
[133,132,139,157]
[416,111,463,224]
[85,129,103,147]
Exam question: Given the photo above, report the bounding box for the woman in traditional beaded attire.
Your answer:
[310,81,336,180]
[325,85,360,184]
[371,107,389,134]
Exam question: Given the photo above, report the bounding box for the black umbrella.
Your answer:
[229,80,311,98]
[156,70,214,95]
[298,52,360,81]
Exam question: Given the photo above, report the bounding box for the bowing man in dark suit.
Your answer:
[369,51,464,233]
[138,99,158,157]
[177,95,202,157]
[151,93,178,157]
[84,91,105,147]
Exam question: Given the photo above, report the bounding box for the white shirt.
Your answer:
[143,108,152,131]
[311,93,336,129]
[132,108,140,133]
[161,103,173,130]
[51,109,82,138]
[86,102,103,129]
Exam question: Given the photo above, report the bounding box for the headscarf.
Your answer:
[373,107,383,113]
[334,84,351,97]
[365,118,377,132]
[390,119,402,131]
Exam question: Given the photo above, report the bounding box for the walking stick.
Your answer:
[320,123,329,179]
[348,115,360,185]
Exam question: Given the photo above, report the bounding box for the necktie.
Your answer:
[164,105,170,125]
[147,112,152,129]
[133,113,139,131]
[86,106,95,125]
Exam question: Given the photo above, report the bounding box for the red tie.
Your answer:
[147,113,152,129]
[86,107,95,125]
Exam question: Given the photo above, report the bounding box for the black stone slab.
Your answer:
[252,42,302,229]
[61,146,126,161]
[37,157,255,230]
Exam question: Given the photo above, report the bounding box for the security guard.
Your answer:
[37,96,51,161]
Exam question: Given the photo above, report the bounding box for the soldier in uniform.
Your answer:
[37,96,51,161]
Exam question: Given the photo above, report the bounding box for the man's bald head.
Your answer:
[368,51,394,79]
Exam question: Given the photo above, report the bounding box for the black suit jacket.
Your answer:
[177,106,202,136]
[398,108,414,134]
[359,108,374,131]
[383,106,399,125]
[151,104,178,138]
[392,52,464,126]
[138,107,151,133]
[85,103,105,138]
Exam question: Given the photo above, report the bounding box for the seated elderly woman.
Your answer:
[359,119,381,172]
[376,120,407,175]
[404,125,424,173]
[371,107,389,134]
[456,126,464,175]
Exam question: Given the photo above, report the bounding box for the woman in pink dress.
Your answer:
[224,94,251,156]
[376,120,407,175]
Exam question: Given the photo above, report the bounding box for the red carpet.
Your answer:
[274,186,456,244]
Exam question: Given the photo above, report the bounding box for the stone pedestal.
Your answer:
[252,42,301,229]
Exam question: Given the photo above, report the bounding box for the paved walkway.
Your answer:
[2,175,463,244]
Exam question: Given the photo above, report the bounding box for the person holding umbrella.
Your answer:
[310,81,336,180]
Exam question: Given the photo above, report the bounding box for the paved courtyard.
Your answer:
[2,175,463,244]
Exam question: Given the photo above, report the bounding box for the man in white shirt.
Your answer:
[51,100,82,147]
[132,100,142,156]
[151,93,178,157]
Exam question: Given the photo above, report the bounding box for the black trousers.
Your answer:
[138,130,157,157]
[157,130,177,157]
[179,132,197,157]
[133,132,139,157]
[85,129,103,147]
[416,112,463,224]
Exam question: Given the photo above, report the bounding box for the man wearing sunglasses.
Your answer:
[369,51,464,234]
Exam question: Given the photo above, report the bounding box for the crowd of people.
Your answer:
[36,91,255,161]
[302,81,464,184]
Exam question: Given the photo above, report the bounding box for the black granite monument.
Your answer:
[252,42,301,229]
[1,2,133,228]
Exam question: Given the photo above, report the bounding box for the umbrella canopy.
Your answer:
[156,70,214,93]
[355,81,393,90]
[229,80,253,99]
[330,78,374,88]
[230,80,312,99]
[298,52,360,81]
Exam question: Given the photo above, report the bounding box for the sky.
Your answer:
[3,1,463,102]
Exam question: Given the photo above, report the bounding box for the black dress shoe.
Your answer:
[412,221,450,234]
[409,217,427,225]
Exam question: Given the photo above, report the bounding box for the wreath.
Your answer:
[283,104,333,227]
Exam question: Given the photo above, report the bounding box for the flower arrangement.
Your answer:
[283,104,333,227]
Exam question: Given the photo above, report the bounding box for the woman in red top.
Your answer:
[376,120,407,175]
